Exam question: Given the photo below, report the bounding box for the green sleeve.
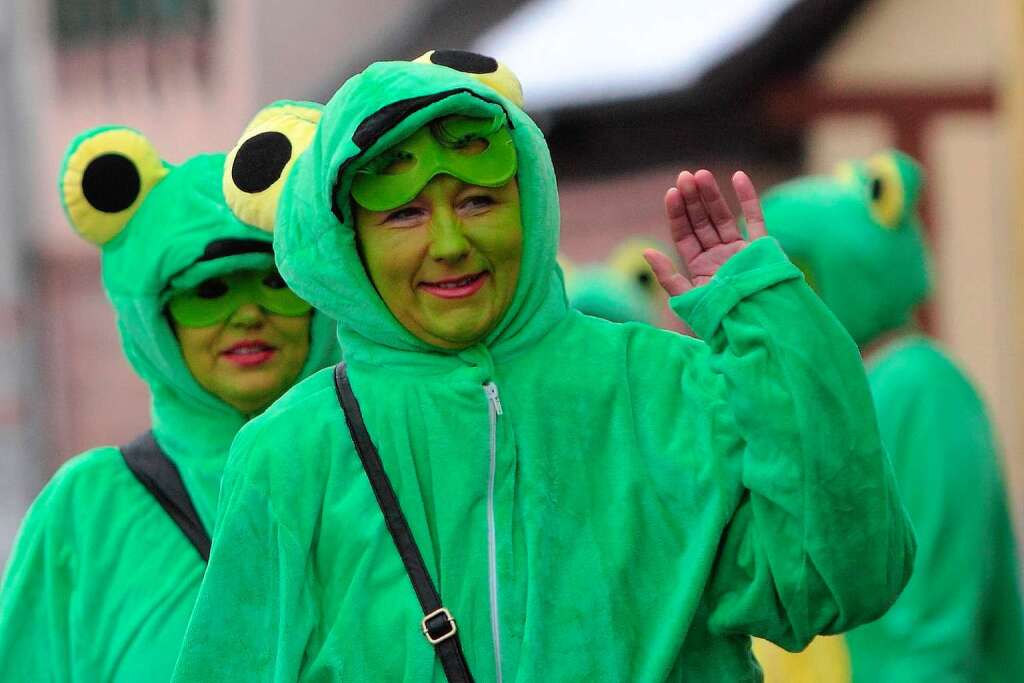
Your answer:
[172,425,319,682]
[848,349,1024,681]
[982,491,1024,678]
[673,237,916,650]
[0,464,75,681]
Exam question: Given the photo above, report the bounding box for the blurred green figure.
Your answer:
[764,150,1024,682]
[564,238,670,325]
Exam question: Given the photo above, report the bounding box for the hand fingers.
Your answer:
[677,171,721,249]
[694,170,741,242]
[643,248,693,297]
[664,187,704,263]
[733,171,767,240]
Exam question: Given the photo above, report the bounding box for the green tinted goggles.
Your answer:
[350,116,517,212]
[167,268,312,328]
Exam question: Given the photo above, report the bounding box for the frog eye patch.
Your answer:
[60,126,168,245]
[414,50,524,108]
[224,101,323,232]
[167,268,312,328]
[864,154,906,230]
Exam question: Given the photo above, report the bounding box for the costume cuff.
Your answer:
[669,237,801,338]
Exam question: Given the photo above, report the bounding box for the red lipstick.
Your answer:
[419,272,488,299]
[221,340,277,367]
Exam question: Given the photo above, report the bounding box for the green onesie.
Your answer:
[0,122,338,682]
[764,151,1024,682]
[172,55,914,682]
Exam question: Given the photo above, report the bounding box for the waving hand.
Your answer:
[643,169,767,296]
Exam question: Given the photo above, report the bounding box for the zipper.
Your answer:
[483,381,504,683]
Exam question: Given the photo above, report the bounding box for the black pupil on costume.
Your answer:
[196,278,229,299]
[82,153,141,213]
[430,50,498,74]
[870,177,884,201]
[636,272,652,287]
[262,272,287,289]
[232,131,292,194]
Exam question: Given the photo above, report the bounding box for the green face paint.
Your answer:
[354,174,523,350]
[167,268,312,328]
[350,116,517,212]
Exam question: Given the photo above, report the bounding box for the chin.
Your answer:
[435,326,490,348]
[221,379,287,410]
[427,314,498,347]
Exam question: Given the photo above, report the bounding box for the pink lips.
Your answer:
[419,272,488,299]
[221,340,277,367]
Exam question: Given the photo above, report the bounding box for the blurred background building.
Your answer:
[1,0,1022,563]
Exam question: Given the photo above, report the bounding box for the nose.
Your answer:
[227,302,266,329]
[427,208,471,264]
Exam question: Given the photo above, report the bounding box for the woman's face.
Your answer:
[172,272,312,414]
[354,174,523,349]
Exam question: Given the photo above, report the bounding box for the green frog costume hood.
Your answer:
[760,151,928,346]
[267,52,564,367]
[60,121,337,517]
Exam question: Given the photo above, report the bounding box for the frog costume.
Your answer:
[173,53,914,682]
[0,110,338,682]
[565,238,670,324]
[763,151,1024,682]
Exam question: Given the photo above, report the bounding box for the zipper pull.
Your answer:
[484,382,503,415]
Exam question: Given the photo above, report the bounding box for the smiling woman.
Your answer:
[354,175,522,349]
[173,56,914,683]
[0,111,338,683]
[169,268,313,414]
[350,113,524,349]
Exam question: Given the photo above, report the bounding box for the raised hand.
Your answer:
[643,169,767,297]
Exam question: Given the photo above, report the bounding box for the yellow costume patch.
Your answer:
[414,50,525,109]
[61,127,167,245]
[224,102,323,233]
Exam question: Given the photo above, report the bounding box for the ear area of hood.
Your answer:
[863,150,923,230]
[834,149,924,232]
[60,126,169,246]
[414,50,524,108]
[223,101,323,232]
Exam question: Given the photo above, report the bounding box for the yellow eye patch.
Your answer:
[608,238,672,302]
[224,102,323,232]
[414,50,525,109]
[61,127,167,245]
[864,154,906,229]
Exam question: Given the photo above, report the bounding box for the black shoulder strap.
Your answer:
[333,363,475,683]
[120,430,211,562]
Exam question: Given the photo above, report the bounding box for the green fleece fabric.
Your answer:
[0,144,338,682]
[172,60,914,682]
[764,152,1024,682]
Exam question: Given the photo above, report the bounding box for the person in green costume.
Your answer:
[172,51,914,682]
[763,150,1024,682]
[0,103,339,682]
[566,262,655,323]
[564,238,672,325]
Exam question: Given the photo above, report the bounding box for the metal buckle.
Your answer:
[422,607,458,645]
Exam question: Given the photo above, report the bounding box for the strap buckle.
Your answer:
[422,607,458,645]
